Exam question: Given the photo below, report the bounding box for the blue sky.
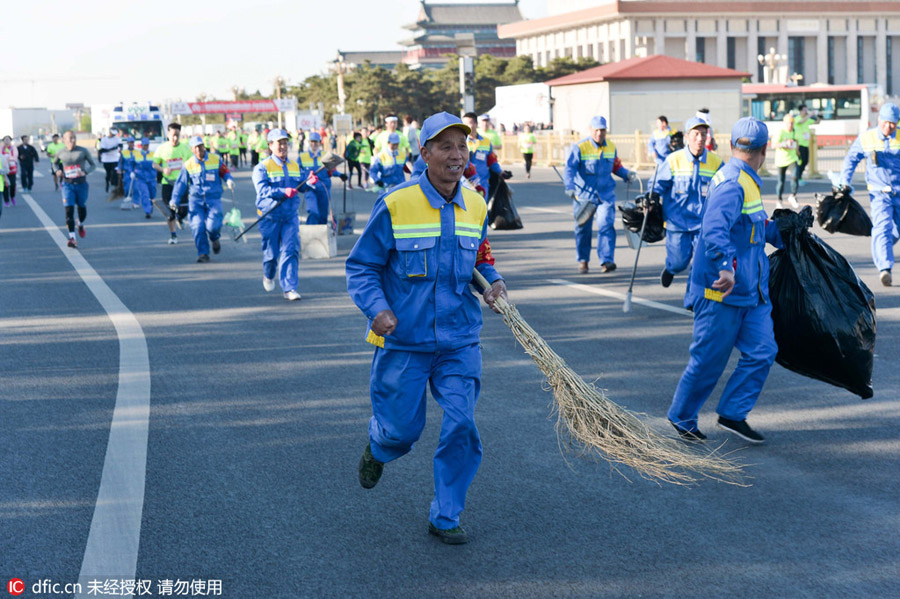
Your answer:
[1,0,546,109]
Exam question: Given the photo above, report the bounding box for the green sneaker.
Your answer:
[357,443,384,489]
[428,523,468,545]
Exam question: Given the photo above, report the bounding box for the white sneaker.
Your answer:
[263,277,275,292]
[788,194,799,209]
[284,290,301,301]
[168,236,177,245]
[880,270,892,287]
[775,200,785,210]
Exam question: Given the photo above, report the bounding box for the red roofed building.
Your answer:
[547,54,747,134]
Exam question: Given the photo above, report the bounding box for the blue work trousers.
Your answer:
[668,298,777,432]
[258,216,299,292]
[665,230,698,275]
[869,192,900,272]
[368,343,483,530]
[305,188,330,225]
[133,178,155,215]
[188,198,223,257]
[574,197,616,264]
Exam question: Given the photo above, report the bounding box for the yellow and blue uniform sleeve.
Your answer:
[563,144,581,192]
[370,157,384,184]
[171,166,190,202]
[840,134,866,187]
[252,163,284,213]
[702,180,744,273]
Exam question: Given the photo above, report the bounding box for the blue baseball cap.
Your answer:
[685,117,708,132]
[419,112,471,147]
[125,136,135,143]
[267,128,289,142]
[730,117,769,150]
[189,135,205,148]
[879,103,900,123]
[140,137,150,146]
[388,132,400,144]
[590,116,607,130]
[308,131,322,142]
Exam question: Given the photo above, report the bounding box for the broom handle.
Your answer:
[472,268,509,311]
[626,167,657,295]
[234,164,329,240]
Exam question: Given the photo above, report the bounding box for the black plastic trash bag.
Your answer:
[487,178,523,230]
[618,192,665,243]
[667,130,684,153]
[769,206,876,399]
[815,191,872,236]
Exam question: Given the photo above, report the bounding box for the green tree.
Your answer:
[345,62,400,125]
[536,57,601,81]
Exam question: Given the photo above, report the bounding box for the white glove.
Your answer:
[168,201,177,211]
[227,179,234,190]
[627,171,638,183]
[565,189,576,199]
[130,172,135,180]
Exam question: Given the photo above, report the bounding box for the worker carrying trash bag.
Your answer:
[840,102,900,286]
[769,206,876,399]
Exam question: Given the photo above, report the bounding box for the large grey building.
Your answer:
[499,1,900,97]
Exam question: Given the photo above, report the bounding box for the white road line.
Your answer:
[22,194,150,598]
[549,278,693,317]
[520,206,568,215]
[34,170,44,178]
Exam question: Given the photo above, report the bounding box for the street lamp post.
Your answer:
[274,76,285,128]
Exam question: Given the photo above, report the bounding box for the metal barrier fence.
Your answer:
[494,131,858,178]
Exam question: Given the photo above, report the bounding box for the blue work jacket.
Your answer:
[564,137,630,203]
[118,148,155,181]
[346,173,502,353]
[172,153,233,205]
[654,147,723,231]
[648,128,677,164]
[466,134,502,189]
[688,157,784,308]
[841,127,900,193]
[370,148,408,188]
[251,155,305,220]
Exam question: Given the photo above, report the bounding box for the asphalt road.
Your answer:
[1,158,898,599]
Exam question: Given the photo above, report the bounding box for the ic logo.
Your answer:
[7,579,24,596]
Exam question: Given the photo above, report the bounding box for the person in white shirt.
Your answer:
[98,128,122,193]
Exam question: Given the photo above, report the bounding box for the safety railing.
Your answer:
[493,131,857,178]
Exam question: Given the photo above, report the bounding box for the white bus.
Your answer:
[742,83,879,145]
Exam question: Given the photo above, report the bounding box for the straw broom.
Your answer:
[474,270,744,485]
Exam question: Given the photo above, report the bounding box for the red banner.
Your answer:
[171,99,296,115]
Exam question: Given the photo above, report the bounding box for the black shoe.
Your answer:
[197,254,210,263]
[670,421,706,442]
[357,443,384,489]
[212,239,221,254]
[660,268,674,288]
[145,213,152,219]
[717,416,765,444]
[600,262,617,273]
[428,522,468,545]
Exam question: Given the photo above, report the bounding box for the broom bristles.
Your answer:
[492,296,745,485]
